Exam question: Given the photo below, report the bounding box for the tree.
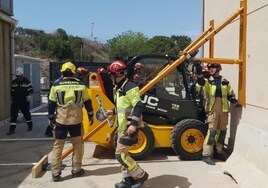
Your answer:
[170,35,192,55]
[105,31,148,58]
[146,36,175,55]
[146,35,192,56]
[47,28,74,60]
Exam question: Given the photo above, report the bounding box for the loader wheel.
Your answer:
[129,123,155,160]
[171,119,207,160]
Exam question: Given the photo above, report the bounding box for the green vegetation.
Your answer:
[15,27,192,62]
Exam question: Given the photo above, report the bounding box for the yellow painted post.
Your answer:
[209,20,215,58]
[238,0,247,106]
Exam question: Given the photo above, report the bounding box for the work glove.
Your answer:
[221,79,229,85]
[119,125,139,146]
[45,120,55,137]
[193,60,203,75]
[230,99,242,108]
[48,114,56,122]
[88,112,94,125]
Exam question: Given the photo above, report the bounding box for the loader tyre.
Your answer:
[129,122,155,160]
[171,119,207,160]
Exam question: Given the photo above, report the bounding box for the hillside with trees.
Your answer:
[14,27,192,63]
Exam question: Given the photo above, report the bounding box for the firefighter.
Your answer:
[194,62,241,165]
[48,61,94,182]
[106,60,149,188]
[133,62,145,87]
[7,67,33,135]
[75,66,89,81]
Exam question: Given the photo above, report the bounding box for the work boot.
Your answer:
[71,168,85,178]
[6,130,15,135]
[27,122,33,131]
[114,176,134,188]
[7,125,16,135]
[52,172,62,182]
[214,152,227,161]
[202,156,215,165]
[132,172,149,188]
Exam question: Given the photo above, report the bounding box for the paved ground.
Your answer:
[0,105,239,188]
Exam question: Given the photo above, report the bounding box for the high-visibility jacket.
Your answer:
[203,76,233,112]
[48,77,93,125]
[114,79,143,132]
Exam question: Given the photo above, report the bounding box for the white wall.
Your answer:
[203,0,268,186]
[203,0,268,131]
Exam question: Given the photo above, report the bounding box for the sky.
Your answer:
[13,0,203,43]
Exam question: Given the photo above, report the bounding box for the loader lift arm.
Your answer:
[140,0,247,106]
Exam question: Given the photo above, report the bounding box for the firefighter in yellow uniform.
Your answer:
[195,62,241,165]
[48,61,94,181]
[106,60,148,188]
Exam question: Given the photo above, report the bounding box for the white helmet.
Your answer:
[15,67,24,76]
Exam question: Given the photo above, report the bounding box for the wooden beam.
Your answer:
[31,155,48,178]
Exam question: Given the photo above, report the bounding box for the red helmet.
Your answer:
[201,65,208,72]
[134,62,142,70]
[77,67,88,75]
[207,63,222,71]
[108,60,126,75]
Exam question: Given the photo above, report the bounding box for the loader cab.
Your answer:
[127,54,205,125]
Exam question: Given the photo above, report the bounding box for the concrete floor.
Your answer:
[0,106,239,188]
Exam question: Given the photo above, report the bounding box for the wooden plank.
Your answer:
[31,155,48,178]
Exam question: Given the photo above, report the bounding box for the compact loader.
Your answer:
[83,54,207,160]
[82,0,248,160]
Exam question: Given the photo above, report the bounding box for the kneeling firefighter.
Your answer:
[106,60,149,188]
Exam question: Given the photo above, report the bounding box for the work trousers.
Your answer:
[115,131,144,179]
[203,97,228,156]
[51,124,83,176]
[10,100,32,130]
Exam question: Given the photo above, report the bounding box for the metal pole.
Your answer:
[91,22,94,40]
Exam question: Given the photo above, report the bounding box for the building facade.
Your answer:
[0,0,17,122]
[203,0,268,187]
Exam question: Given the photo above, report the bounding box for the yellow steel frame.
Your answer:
[60,1,248,161]
[140,0,247,106]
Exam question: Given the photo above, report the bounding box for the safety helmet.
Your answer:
[60,61,76,74]
[77,66,88,75]
[15,67,24,76]
[207,63,222,71]
[108,60,126,75]
[134,62,142,70]
[201,65,208,72]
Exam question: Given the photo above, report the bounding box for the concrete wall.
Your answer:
[0,2,16,122]
[203,0,268,187]
[0,19,12,122]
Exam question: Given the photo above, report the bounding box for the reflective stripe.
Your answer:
[74,90,82,104]
[57,91,65,105]
[121,153,136,171]
[132,116,139,121]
